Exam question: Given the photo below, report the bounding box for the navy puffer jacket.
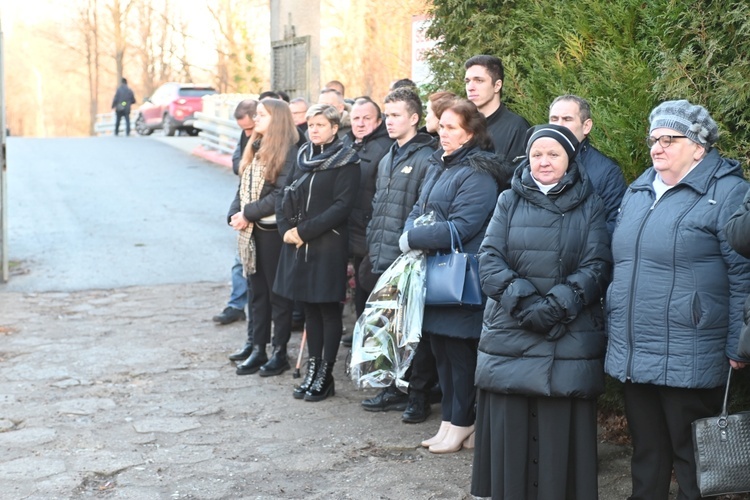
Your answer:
[475,160,612,398]
[404,145,510,339]
[605,149,750,389]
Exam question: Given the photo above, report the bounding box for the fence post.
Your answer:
[0,18,7,282]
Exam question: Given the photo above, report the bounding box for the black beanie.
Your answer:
[524,124,579,161]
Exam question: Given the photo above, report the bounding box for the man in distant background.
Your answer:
[111,77,136,136]
[289,97,309,137]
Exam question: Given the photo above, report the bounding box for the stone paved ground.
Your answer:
[0,281,645,499]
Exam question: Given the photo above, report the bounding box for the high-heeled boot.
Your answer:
[293,357,319,400]
[421,420,451,448]
[429,424,475,454]
[304,360,335,402]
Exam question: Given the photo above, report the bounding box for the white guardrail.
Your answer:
[195,93,258,155]
[94,94,258,156]
[94,112,138,136]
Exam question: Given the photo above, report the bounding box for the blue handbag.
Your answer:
[425,221,483,308]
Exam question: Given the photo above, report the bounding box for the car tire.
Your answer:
[135,114,153,136]
[187,127,200,137]
[163,115,176,137]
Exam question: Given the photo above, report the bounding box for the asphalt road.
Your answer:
[2,136,237,292]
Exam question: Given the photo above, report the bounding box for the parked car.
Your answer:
[135,83,216,136]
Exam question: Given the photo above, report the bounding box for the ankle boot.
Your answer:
[421,420,451,448]
[304,360,335,402]
[228,342,253,361]
[235,345,268,375]
[429,424,475,454]
[293,357,319,399]
[462,431,475,450]
[259,346,290,377]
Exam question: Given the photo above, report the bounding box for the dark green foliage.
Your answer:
[425,0,750,181]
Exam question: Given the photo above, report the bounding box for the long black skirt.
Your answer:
[471,389,598,500]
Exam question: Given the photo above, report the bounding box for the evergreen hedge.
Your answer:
[424,0,750,182]
[424,0,750,416]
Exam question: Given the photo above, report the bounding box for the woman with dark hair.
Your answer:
[275,104,360,402]
[229,98,299,377]
[471,124,612,499]
[423,91,457,137]
[400,98,511,453]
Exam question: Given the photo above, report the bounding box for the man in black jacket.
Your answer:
[548,94,627,235]
[464,55,529,163]
[216,101,257,361]
[111,77,136,136]
[342,97,394,335]
[360,88,438,422]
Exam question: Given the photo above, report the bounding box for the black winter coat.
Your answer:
[367,133,436,274]
[404,145,510,339]
[111,84,136,113]
[344,121,394,256]
[273,139,360,303]
[475,160,612,398]
[227,146,296,222]
[485,103,530,164]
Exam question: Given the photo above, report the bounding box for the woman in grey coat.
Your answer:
[471,124,611,499]
[605,100,750,500]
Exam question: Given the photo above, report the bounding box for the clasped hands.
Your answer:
[229,212,249,230]
[283,228,304,248]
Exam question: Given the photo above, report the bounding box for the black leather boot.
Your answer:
[259,346,290,377]
[293,357,319,399]
[228,342,253,361]
[402,391,431,423]
[235,345,268,375]
[304,360,335,402]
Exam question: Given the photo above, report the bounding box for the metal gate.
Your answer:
[271,35,310,101]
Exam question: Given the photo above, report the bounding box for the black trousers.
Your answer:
[405,331,438,394]
[623,381,724,500]
[304,301,342,363]
[430,333,478,426]
[353,255,367,318]
[248,226,292,349]
[114,110,130,136]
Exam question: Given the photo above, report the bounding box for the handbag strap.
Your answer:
[446,220,463,253]
[719,366,733,419]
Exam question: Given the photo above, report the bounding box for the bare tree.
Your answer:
[105,0,134,84]
[207,0,263,93]
[79,0,100,135]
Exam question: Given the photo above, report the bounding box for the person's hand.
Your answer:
[518,297,565,334]
[229,212,249,231]
[399,232,411,253]
[284,228,304,248]
[730,359,747,370]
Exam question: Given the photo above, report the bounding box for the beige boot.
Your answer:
[421,421,451,448]
[462,431,475,450]
[429,424,474,454]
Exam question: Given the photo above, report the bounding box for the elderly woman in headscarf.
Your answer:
[605,100,750,500]
[471,124,612,500]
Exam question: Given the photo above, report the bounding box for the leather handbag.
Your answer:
[424,221,482,308]
[692,367,750,496]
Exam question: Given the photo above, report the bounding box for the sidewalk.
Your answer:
[0,282,644,499]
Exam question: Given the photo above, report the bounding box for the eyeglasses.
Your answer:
[646,135,688,148]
